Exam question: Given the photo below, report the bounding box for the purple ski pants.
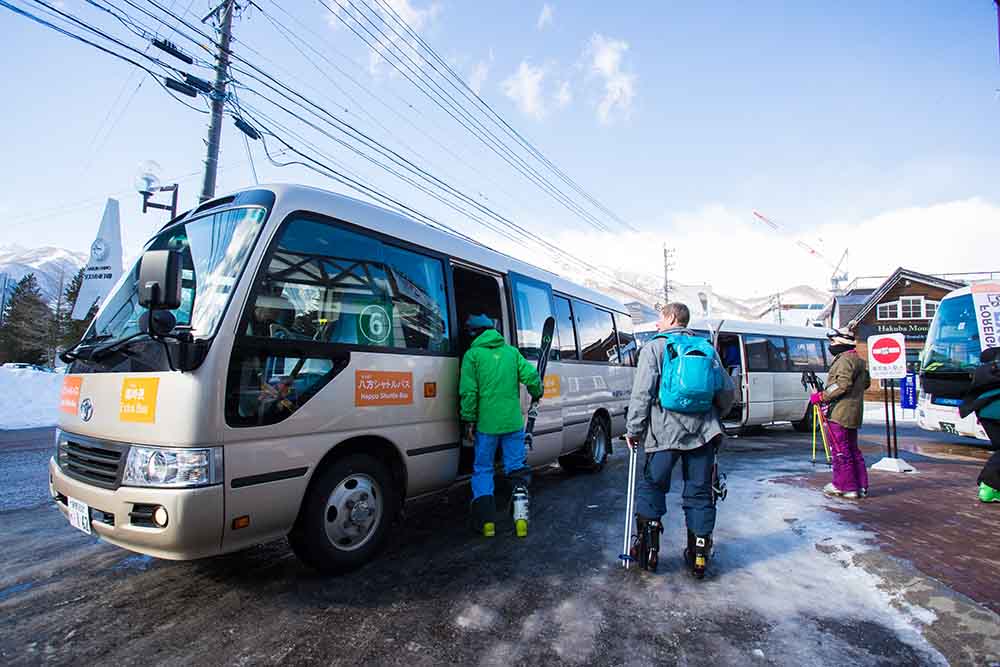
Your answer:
[826,420,868,493]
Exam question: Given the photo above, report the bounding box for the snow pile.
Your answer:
[0,368,63,429]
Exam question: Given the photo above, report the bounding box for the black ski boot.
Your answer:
[629,516,662,572]
[684,530,713,579]
[470,495,496,537]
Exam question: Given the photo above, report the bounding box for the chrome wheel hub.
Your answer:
[324,474,383,552]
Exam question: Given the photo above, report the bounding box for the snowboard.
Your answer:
[524,316,556,450]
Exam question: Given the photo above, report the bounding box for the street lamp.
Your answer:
[135,160,179,219]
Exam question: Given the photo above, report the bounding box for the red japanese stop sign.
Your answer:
[871,337,902,364]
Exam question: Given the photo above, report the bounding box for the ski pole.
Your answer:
[619,444,638,568]
[811,403,818,464]
[816,404,832,464]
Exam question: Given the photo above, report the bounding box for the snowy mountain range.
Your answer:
[556,263,831,325]
[0,244,832,323]
[0,245,89,306]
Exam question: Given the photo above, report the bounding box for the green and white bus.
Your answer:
[918,285,989,440]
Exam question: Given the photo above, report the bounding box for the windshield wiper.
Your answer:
[59,334,114,363]
[90,332,150,361]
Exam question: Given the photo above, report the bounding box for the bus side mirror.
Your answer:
[138,250,182,311]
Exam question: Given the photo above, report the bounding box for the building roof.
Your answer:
[851,267,965,324]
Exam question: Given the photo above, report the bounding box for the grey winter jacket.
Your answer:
[626,328,736,453]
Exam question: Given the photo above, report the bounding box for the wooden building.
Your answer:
[827,268,964,398]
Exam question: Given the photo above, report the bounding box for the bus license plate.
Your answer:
[67,497,92,535]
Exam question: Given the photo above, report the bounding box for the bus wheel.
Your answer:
[559,417,609,473]
[792,408,814,433]
[289,453,396,574]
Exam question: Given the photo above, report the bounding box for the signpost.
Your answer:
[867,333,915,473]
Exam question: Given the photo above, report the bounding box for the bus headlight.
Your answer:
[123,446,223,488]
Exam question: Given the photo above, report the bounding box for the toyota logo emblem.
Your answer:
[79,398,94,422]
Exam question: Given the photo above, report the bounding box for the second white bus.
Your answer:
[637,319,832,432]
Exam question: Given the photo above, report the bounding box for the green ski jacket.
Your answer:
[459,329,543,435]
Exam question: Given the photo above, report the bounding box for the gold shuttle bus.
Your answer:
[50,184,636,572]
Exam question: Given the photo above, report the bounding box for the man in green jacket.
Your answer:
[459,314,543,537]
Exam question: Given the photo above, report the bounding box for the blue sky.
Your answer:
[1,0,998,296]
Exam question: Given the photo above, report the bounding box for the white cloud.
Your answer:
[585,33,636,124]
[469,51,494,95]
[555,81,572,108]
[359,0,443,75]
[537,3,554,30]
[512,198,1000,300]
[502,61,548,119]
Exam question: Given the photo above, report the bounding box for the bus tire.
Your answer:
[792,408,814,433]
[559,417,610,473]
[289,453,396,574]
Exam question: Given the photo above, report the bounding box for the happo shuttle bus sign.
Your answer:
[868,333,907,380]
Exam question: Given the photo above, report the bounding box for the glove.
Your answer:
[462,423,476,447]
[809,392,823,405]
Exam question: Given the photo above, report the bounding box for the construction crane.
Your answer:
[751,210,849,292]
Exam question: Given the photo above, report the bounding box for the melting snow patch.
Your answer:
[636,455,948,665]
[455,604,498,631]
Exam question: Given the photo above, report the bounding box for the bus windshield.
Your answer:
[921,294,981,374]
[82,206,267,347]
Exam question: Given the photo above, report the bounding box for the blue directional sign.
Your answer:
[900,373,918,410]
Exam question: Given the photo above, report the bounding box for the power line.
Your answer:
[320,0,618,235]
[365,0,636,232]
[4,0,661,301]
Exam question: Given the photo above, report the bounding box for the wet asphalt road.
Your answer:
[0,425,997,666]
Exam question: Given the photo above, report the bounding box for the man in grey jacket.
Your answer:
[626,303,735,577]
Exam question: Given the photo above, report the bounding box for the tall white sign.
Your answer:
[71,198,123,320]
[867,332,907,380]
[971,282,1000,353]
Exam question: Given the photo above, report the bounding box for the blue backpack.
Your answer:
[655,333,722,414]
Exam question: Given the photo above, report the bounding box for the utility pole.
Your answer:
[0,273,9,326]
[662,245,675,304]
[51,268,65,368]
[200,0,236,203]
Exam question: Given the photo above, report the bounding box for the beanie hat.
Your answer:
[465,313,495,331]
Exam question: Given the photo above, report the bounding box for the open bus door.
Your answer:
[715,331,749,428]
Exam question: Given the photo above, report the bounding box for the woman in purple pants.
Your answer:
[810,326,872,499]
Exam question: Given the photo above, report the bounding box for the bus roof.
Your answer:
[235,184,629,315]
[940,285,972,299]
[636,318,832,338]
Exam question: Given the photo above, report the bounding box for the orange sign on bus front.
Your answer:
[60,376,82,414]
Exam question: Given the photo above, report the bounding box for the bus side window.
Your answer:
[767,336,790,372]
[226,215,452,427]
[788,337,825,372]
[614,311,636,366]
[745,336,770,371]
[574,300,619,364]
[510,273,555,360]
[554,295,579,360]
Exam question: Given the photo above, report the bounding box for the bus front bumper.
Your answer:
[916,400,987,440]
[49,457,224,560]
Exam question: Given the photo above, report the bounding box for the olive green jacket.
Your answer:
[822,350,871,429]
[459,329,543,435]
